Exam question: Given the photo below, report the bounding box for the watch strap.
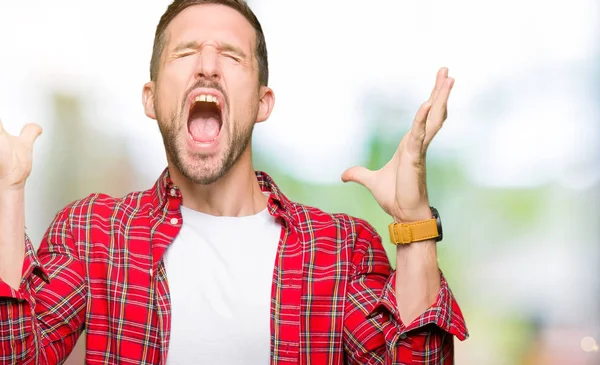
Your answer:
[388,218,439,245]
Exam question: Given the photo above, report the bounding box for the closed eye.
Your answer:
[223,53,241,62]
[175,51,196,58]
[176,51,196,58]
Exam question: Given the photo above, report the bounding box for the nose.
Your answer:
[194,46,221,81]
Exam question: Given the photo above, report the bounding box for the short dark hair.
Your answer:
[150,0,269,85]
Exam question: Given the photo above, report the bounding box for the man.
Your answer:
[0,0,468,364]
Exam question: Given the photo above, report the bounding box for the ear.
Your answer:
[142,81,157,120]
[256,86,275,124]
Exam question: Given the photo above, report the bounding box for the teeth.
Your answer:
[194,94,220,106]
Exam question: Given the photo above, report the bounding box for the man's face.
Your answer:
[144,4,273,185]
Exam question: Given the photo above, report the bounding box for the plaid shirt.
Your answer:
[0,169,468,364]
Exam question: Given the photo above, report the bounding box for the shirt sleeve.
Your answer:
[0,234,49,299]
[343,218,468,365]
[0,209,87,364]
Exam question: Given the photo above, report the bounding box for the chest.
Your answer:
[163,215,282,364]
[80,217,353,364]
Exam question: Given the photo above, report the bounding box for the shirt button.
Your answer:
[149,268,153,276]
[170,188,177,197]
[399,333,407,340]
[170,218,179,225]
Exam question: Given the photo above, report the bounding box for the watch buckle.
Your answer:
[389,223,413,245]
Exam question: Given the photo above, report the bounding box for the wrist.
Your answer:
[0,188,25,222]
[393,205,432,223]
[389,205,443,245]
[0,187,25,253]
[0,187,25,204]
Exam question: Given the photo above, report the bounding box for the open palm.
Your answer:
[342,68,454,222]
[0,120,42,190]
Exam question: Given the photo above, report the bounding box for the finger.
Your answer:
[0,119,4,134]
[19,123,43,147]
[407,101,432,155]
[341,166,376,190]
[428,67,448,104]
[425,78,454,145]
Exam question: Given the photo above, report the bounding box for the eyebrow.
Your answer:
[172,40,247,59]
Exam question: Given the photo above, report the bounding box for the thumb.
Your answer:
[341,166,376,189]
[20,123,43,147]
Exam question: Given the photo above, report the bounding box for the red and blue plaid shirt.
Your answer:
[0,169,467,364]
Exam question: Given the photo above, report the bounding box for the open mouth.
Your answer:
[187,94,223,144]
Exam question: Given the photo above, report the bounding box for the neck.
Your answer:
[168,147,268,217]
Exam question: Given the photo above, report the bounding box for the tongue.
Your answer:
[189,117,220,143]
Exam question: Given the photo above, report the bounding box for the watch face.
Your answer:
[431,206,443,242]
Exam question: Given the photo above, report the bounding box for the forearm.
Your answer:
[344,221,467,364]
[395,239,441,325]
[0,204,87,364]
[0,188,26,290]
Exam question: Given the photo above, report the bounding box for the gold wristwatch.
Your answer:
[388,207,443,245]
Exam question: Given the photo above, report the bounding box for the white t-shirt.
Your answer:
[163,200,282,364]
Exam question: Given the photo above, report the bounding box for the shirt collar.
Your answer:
[149,167,297,223]
[149,168,175,214]
[255,170,296,223]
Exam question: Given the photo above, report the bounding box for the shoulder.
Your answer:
[52,189,154,226]
[286,200,380,240]
[259,171,379,239]
[286,201,390,270]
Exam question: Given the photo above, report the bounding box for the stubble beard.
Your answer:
[158,109,255,185]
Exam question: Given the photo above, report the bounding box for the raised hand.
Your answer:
[341,67,454,222]
[0,120,42,191]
